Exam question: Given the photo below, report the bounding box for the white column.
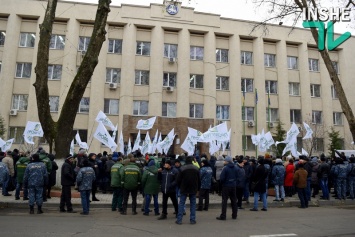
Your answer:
[298,42,312,122]
[203,31,216,119]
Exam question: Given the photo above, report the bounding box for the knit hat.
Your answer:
[225,156,233,163]
[148,160,155,167]
[66,154,73,160]
[276,158,282,164]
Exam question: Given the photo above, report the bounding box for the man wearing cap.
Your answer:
[2,151,14,196]
[271,159,286,202]
[60,155,76,213]
[111,156,123,212]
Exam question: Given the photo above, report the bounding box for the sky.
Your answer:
[65,0,354,34]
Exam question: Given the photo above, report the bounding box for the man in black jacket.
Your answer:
[318,155,330,200]
[60,155,76,213]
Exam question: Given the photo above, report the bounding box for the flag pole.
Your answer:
[242,90,246,157]
[268,91,270,132]
[255,88,258,158]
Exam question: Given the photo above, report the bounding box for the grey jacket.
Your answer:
[76,167,96,191]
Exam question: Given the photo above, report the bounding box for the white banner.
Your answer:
[119,130,124,154]
[201,122,230,143]
[156,132,163,154]
[303,122,313,140]
[75,132,89,150]
[23,121,44,144]
[220,129,231,153]
[95,110,116,131]
[264,131,275,149]
[258,130,267,153]
[0,138,14,152]
[136,116,156,130]
[181,134,195,156]
[282,137,298,157]
[150,130,159,154]
[112,124,118,141]
[93,122,117,152]
[70,139,74,155]
[0,138,5,149]
[141,132,151,155]
[156,128,175,154]
[127,138,132,154]
[276,123,300,146]
[132,130,141,152]
[209,140,220,155]
[24,134,35,144]
[187,127,204,144]
[302,148,309,156]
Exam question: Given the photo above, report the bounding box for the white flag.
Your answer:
[119,130,124,154]
[150,130,159,154]
[156,132,163,154]
[302,122,313,140]
[1,138,14,152]
[302,148,309,156]
[264,131,275,149]
[141,132,151,155]
[75,132,89,150]
[156,128,175,154]
[251,134,260,146]
[258,129,267,153]
[202,122,229,143]
[112,124,118,141]
[276,123,300,145]
[133,130,141,152]
[221,129,231,153]
[209,140,220,155]
[187,127,204,144]
[0,138,5,149]
[24,134,35,144]
[93,122,117,152]
[282,137,298,157]
[127,138,132,154]
[136,116,156,130]
[70,139,74,155]
[95,110,116,130]
[181,134,195,156]
[23,121,44,144]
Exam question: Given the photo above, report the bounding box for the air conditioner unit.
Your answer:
[81,50,86,56]
[248,120,255,127]
[10,109,18,116]
[109,83,117,89]
[269,122,274,128]
[168,57,176,63]
[166,86,174,92]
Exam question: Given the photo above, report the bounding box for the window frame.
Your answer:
[242,135,255,151]
[164,43,178,58]
[216,76,229,90]
[135,70,150,85]
[266,108,278,122]
[312,110,322,124]
[264,53,276,67]
[0,31,6,46]
[241,78,254,93]
[163,72,177,87]
[242,107,254,121]
[190,74,204,89]
[265,80,278,94]
[308,58,319,72]
[136,41,150,56]
[104,99,119,115]
[162,102,177,118]
[333,112,343,125]
[287,56,298,69]
[12,94,29,111]
[78,97,90,113]
[8,127,25,144]
[133,101,149,116]
[216,48,229,63]
[19,32,35,48]
[48,64,62,80]
[106,68,121,84]
[240,51,253,65]
[78,36,90,52]
[289,82,300,96]
[50,34,65,50]
[190,46,204,60]
[332,61,339,74]
[189,104,204,119]
[290,109,302,123]
[310,84,321,97]
[15,62,32,78]
[331,85,338,99]
[216,105,230,120]
[49,96,59,112]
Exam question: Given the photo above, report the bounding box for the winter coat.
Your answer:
[177,163,200,194]
[110,163,123,188]
[158,167,178,194]
[317,162,330,179]
[88,158,100,178]
[332,163,349,179]
[121,162,141,190]
[76,167,96,191]
[347,163,355,177]
[215,156,225,180]
[271,163,286,186]
[235,164,246,188]
[311,163,319,185]
[2,156,14,177]
[39,153,52,174]
[0,162,9,185]
[284,163,295,187]
[243,162,253,181]
[220,162,238,188]
[105,160,115,174]
[49,160,58,187]
[200,166,213,189]
[141,166,160,195]
[23,161,48,188]
[294,168,308,188]
[61,161,76,186]
[16,157,30,183]
[252,164,268,193]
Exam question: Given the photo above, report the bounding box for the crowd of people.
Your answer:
[1,148,355,223]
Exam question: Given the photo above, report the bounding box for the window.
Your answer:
[289,82,300,96]
[190,74,203,89]
[104,99,119,115]
[216,76,229,90]
[135,70,149,85]
[287,56,298,69]
[265,80,278,94]
[72,130,88,144]
[189,104,203,118]
[309,58,319,71]
[216,105,230,120]
[312,110,322,124]
[78,98,90,113]
[242,135,255,151]
[49,96,59,112]
[332,61,339,74]
[290,109,302,123]
[9,127,25,144]
[136,41,150,56]
[12,94,28,111]
[164,44,178,58]
[133,101,148,116]
[50,34,65,50]
[78,36,90,51]
[241,51,253,65]
[162,102,176,118]
[190,46,204,60]
[310,84,321,97]
[163,72,177,87]
[216,49,228,63]
[241,78,253,92]
[106,68,120,84]
[19,32,35,47]
[331,86,338,99]
[242,107,254,121]
[264,54,276,67]
[314,138,324,152]
[266,108,278,122]
[48,65,62,80]
[0,31,5,46]
[108,39,122,54]
[16,63,32,78]
[333,112,343,125]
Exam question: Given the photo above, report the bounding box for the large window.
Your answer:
[0,31,6,46]
[216,49,228,63]
[287,56,298,69]
[310,84,321,97]
[309,58,319,72]
[162,102,176,118]
[241,78,253,92]
[106,68,120,84]
[163,72,177,87]
[216,76,229,90]
[8,127,25,144]
[48,65,62,80]
[135,70,149,85]
[19,32,35,47]
[104,99,119,115]
[331,86,338,99]
[241,51,253,65]
[290,109,302,123]
[16,63,32,78]
[242,135,255,151]
[332,61,339,74]
[78,36,90,51]
[189,104,203,118]
[265,80,278,94]
[50,34,65,50]
[190,74,203,89]
[242,107,254,121]
[78,98,90,113]
[314,138,324,152]
[333,112,343,125]
[164,44,178,58]
[136,41,150,56]
[312,110,322,124]
[216,105,230,120]
[264,54,276,67]
[133,101,148,116]
[49,96,59,112]
[289,82,300,96]
[190,46,204,60]
[266,108,278,122]
[12,94,28,111]
[108,39,122,54]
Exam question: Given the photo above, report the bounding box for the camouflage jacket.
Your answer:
[76,167,96,191]
[23,161,48,188]
[0,162,9,185]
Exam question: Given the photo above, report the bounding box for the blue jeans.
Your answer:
[274,185,285,200]
[253,192,267,210]
[80,190,91,214]
[28,186,43,207]
[320,177,329,199]
[176,187,186,211]
[15,182,28,199]
[297,187,308,208]
[144,194,159,214]
[349,177,355,199]
[243,180,250,199]
[177,193,196,223]
[306,177,311,201]
[2,175,9,195]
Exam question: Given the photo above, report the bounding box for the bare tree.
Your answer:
[250,0,355,143]
[33,0,111,158]
[301,122,325,157]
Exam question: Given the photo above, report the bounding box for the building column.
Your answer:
[298,42,312,122]
[203,31,216,120]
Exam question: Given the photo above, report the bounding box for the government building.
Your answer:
[0,0,354,157]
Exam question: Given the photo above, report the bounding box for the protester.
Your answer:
[60,155,76,213]
[348,157,355,200]
[331,158,348,200]
[294,162,308,208]
[110,157,124,212]
[0,161,9,190]
[47,154,58,199]
[250,158,268,212]
[235,159,245,209]
[88,153,100,201]
[197,159,213,211]
[142,159,160,216]
[271,158,285,202]
[38,149,52,202]
[76,158,96,215]
[318,155,331,200]
[242,156,253,204]
[2,151,14,196]
[284,159,295,197]
[15,154,30,200]
[215,156,225,196]
[311,157,320,198]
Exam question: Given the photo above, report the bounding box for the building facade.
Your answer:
[0,0,354,156]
